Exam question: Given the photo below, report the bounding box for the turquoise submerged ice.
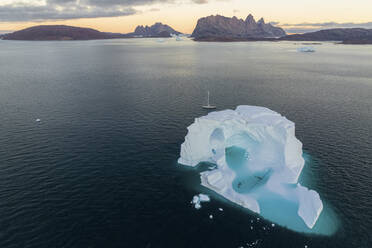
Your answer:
[178,106,323,230]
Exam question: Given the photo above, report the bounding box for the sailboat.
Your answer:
[202,91,216,109]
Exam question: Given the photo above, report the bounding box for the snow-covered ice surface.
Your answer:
[178,106,327,232]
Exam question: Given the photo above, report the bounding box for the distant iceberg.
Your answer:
[297,47,315,53]
[171,33,183,41]
[178,106,323,229]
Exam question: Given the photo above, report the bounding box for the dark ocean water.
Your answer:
[0,38,371,248]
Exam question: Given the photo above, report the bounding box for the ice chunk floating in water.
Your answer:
[178,106,324,230]
[191,193,210,209]
[297,47,315,53]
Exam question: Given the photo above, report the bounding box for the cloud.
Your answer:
[47,0,76,4]
[0,0,176,22]
[191,0,208,4]
[0,3,137,22]
[83,0,174,7]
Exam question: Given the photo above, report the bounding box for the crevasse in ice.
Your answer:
[178,106,323,229]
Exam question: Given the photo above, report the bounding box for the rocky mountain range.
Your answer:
[191,14,286,41]
[130,22,182,37]
[1,23,181,41]
[281,28,372,44]
[2,17,372,44]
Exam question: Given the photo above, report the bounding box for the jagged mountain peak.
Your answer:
[192,14,286,40]
[133,22,181,37]
[258,18,265,24]
[245,14,256,24]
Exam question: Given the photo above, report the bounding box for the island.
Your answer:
[191,14,286,41]
[1,25,120,41]
[2,17,372,44]
[2,22,182,41]
[280,28,372,44]
[128,22,182,38]
[190,14,372,44]
[178,106,324,232]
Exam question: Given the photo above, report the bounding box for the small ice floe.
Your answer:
[191,193,210,209]
[218,208,223,211]
[191,195,201,209]
[263,227,266,230]
[209,214,213,219]
[246,239,260,247]
[304,246,308,248]
[199,194,210,202]
[35,118,41,122]
[297,47,315,53]
[271,223,275,227]
[171,33,182,41]
[256,217,260,221]
[250,226,253,230]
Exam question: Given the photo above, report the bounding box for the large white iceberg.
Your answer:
[178,106,323,229]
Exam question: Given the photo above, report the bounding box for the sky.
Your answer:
[1,0,372,34]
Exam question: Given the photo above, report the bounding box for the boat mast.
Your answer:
[207,91,210,106]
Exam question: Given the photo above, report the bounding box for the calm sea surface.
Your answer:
[0,38,371,248]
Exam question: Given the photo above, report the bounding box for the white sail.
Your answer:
[203,91,216,109]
